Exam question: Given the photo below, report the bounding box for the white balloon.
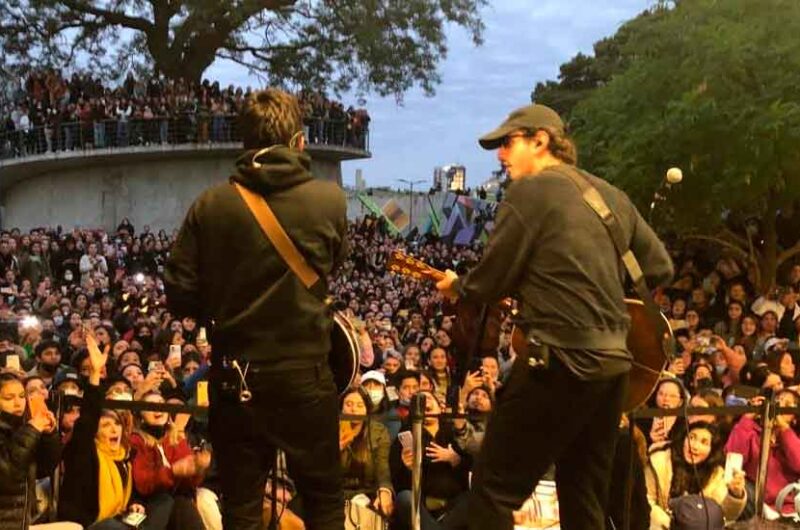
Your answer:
[666,167,683,184]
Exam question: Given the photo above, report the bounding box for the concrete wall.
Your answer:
[0,149,347,231]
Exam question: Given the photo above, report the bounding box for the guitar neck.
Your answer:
[388,252,447,283]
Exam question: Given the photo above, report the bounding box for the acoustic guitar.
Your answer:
[387,250,672,411]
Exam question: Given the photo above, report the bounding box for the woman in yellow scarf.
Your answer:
[58,330,148,529]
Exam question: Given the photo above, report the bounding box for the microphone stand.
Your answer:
[411,393,426,530]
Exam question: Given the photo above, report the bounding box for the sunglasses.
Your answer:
[501,133,535,149]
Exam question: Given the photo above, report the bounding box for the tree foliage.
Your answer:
[537,0,800,293]
[0,0,486,98]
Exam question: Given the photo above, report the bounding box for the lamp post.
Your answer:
[398,178,426,231]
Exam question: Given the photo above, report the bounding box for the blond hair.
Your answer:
[239,88,303,149]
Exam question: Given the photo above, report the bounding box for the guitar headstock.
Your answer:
[387,250,442,281]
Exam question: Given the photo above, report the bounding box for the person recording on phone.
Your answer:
[726,387,800,517]
[390,391,469,530]
[0,373,78,530]
[165,88,348,530]
[645,421,746,529]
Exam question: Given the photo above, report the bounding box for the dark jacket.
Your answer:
[455,164,674,365]
[58,383,128,527]
[0,413,61,530]
[390,422,469,505]
[165,146,349,366]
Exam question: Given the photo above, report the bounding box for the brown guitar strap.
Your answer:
[232,181,327,302]
[552,165,671,354]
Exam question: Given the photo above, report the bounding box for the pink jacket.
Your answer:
[725,416,800,512]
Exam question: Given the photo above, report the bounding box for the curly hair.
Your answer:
[239,88,303,150]
[538,126,578,165]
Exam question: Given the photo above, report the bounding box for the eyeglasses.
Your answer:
[500,133,534,149]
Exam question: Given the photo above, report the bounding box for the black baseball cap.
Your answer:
[478,104,565,150]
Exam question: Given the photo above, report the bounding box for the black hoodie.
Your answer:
[165,146,349,367]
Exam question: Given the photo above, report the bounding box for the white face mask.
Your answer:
[110,392,133,401]
[53,316,64,327]
[368,389,384,406]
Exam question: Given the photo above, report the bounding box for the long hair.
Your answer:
[669,421,725,498]
[239,88,303,149]
[339,387,373,484]
[538,126,578,165]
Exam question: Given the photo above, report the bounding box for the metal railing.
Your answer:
[0,114,370,161]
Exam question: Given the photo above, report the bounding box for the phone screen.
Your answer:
[5,354,20,371]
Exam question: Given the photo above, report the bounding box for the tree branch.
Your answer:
[57,0,154,33]
[683,235,751,262]
[720,227,749,250]
[778,241,800,267]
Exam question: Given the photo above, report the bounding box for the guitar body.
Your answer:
[329,311,360,396]
[388,251,672,411]
[510,298,671,412]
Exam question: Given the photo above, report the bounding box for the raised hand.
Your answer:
[84,327,109,383]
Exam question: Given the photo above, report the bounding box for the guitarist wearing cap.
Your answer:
[435,103,674,530]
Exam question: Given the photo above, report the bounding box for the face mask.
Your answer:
[368,389,384,406]
[64,271,73,282]
[53,316,64,327]
[63,387,82,397]
[715,364,727,376]
[40,362,59,374]
[399,398,411,407]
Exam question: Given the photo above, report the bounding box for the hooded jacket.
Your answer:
[166,147,348,367]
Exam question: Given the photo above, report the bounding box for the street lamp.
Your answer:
[398,178,426,230]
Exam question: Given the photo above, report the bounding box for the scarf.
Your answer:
[95,440,132,522]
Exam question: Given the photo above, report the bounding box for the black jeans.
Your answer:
[468,354,628,530]
[209,361,343,530]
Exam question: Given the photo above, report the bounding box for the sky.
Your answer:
[206,0,654,190]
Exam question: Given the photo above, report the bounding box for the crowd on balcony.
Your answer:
[0,69,370,159]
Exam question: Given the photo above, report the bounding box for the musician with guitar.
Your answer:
[165,88,349,530]
[434,104,675,530]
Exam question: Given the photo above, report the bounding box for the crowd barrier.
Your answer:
[0,114,370,161]
[48,393,796,530]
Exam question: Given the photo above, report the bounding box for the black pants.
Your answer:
[209,361,343,530]
[468,355,628,530]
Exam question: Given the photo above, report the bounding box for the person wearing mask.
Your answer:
[360,370,389,414]
[645,422,746,529]
[58,330,149,529]
[26,340,67,386]
[339,388,394,523]
[129,391,208,530]
[0,373,78,530]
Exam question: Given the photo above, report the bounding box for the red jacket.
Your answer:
[130,432,202,497]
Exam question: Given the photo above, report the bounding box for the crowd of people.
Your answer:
[0,69,370,159]
[1,211,800,529]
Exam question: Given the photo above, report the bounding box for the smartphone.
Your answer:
[148,360,163,373]
[121,512,147,528]
[28,393,48,419]
[725,452,744,483]
[196,381,209,407]
[386,386,399,402]
[197,327,207,343]
[398,431,414,452]
[168,344,182,365]
[5,354,20,371]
